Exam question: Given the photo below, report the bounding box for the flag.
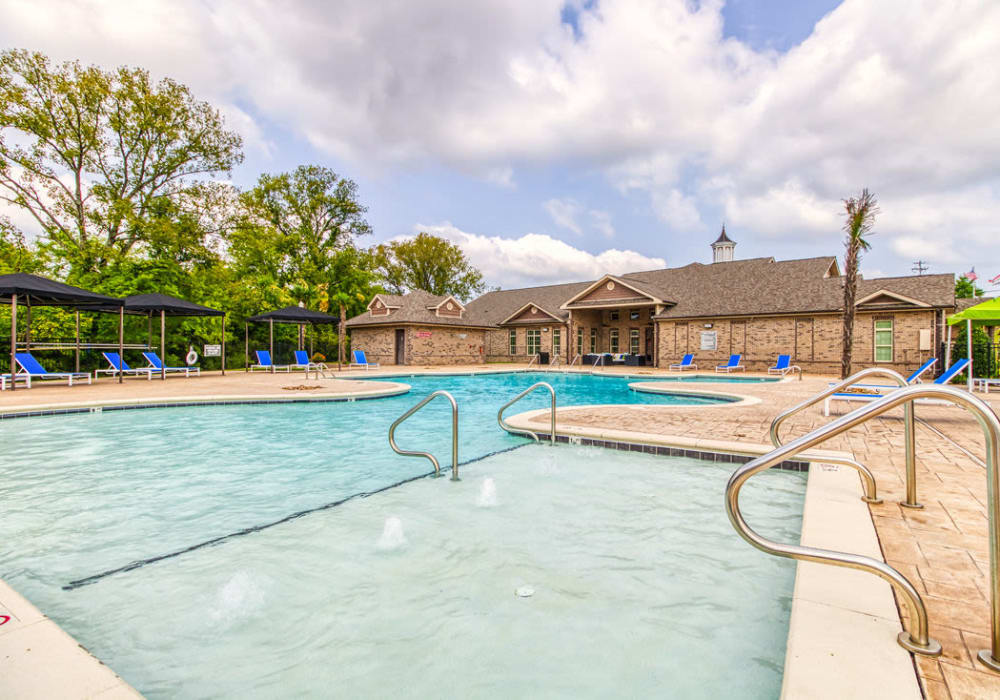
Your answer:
[991,272,1000,285]
[965,267,978,281]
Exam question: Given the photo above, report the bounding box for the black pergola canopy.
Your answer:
[248,305,338,324]
[0,273,124,307]
[122,293,224,317]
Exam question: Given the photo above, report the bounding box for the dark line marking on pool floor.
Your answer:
[62,443,530,591]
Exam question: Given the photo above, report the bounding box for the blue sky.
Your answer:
[2,0,998,291]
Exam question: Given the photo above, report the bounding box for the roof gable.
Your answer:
[501,302,564,324]
[561,275,664,309]
[856,290,930,308]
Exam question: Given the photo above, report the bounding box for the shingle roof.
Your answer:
[346,289,488,328]
[345,258,956,329]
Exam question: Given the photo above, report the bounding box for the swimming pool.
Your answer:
[0,371,802,696]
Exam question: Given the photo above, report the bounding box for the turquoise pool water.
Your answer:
[0,371,802,697]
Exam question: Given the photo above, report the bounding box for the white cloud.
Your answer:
[543,198,583,235]
[3,0,1000,272]
[413,222,666,288]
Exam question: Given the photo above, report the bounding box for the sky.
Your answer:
[1,0,998,292]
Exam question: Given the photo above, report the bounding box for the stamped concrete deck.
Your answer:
[2,364,999,698]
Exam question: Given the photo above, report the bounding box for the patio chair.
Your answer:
[248,350,289,372]
[293,350,330,374]
[768,355,798,376]
[14,352,92,386]
[1,373,30,390]
[668,353,697,372]
[904,357,937,384]
[823,358,969,416]
[143,351,200,377]
[715,354,745,373]
[349,350,380,370]
[96,352,153,380]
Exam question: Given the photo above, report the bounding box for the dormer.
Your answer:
[367,294,401,317]
[428,295,465,319]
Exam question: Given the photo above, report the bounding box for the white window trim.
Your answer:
[609,328,620,353]
[629,328,640,354]
[509,329,517,355]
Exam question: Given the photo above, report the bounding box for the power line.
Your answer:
[911,260,929,275]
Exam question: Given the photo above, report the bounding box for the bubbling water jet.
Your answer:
[377,516,407,550]
[477,477,498,507]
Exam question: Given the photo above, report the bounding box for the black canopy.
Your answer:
[0,273,123,307]
[122,293,224,317]
[248,305,338,324]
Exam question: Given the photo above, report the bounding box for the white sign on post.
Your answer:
[700,331,717,351]
[203,344,222,357]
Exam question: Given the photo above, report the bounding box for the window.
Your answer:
[610,329,620,353]
[649,308,655,318]
[577,327,583,356]
[509,329,517,355]
[590,328,597,353]
[630,329,640,354]
[553,328,561,356]
[610,310,620,321]
[874,319,893,362]
[526,329,541,356]
[629,310,640,321]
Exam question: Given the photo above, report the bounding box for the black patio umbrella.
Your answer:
[121,294,225,380]
[0,273,125,390]
[246,305,339,372]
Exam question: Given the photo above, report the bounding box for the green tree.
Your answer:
[0,217,45,273]
[374,232,486,300]
[955,275,984,299]
[840,189,878,379]
[0,49,243,278]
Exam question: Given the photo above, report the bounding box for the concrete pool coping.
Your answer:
[0,382,411,419]
[503,410,923,699]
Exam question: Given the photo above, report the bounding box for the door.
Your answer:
[395,329,405,365]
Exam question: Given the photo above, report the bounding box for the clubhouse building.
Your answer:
[345,230,956,375]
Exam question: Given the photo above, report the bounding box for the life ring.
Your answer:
[186,347,199,365]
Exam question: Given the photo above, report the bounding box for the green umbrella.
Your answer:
[946,297,1000,390]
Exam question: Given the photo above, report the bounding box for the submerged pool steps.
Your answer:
[727,368,1000,672]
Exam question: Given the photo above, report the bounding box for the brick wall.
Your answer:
[350,327,397,365]
[656,310,939,375]
[485,324,571,363]
[408,326,486,365]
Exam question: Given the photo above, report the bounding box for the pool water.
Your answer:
[0,371,801,697]
[31,445,804,697]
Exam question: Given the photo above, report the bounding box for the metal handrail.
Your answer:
[590,354,605,374]
[498,382,556,445]
[388,390,460,481]
[568,353,581,368]
[770,367,921,508]
[728,384,1000,667]
[526,354,538,369]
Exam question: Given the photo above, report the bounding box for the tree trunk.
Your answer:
[338,303,346,371]
[841,243,859,379]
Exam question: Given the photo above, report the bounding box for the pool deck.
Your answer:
[2,363,999,698]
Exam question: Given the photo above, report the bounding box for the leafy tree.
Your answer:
[374,232,486,300]
[955,275,984,299]
[840,189,878,379]
[322,246,381,368]
[0,49,243,278]
[0,217,45,273]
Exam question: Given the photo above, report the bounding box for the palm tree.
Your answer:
[840,189,879,379]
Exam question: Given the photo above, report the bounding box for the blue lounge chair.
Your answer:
[143,351,200,377]
[14,352,92,386]
[824,359,969,416]
[249,350,289,373]
[96,352,152,380]
[768,354,799,376]
[350,350,379,370]
[669,353,697,371]
[715,354,744,373]
[905,357,938,384]
[292,350,330,374]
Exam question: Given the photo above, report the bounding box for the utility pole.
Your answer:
[911,260,928,275]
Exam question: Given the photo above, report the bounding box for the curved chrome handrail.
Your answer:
[388,390,460,481]
[497,382,556,445]
[770,367,922,508]
[729,384,1000,667]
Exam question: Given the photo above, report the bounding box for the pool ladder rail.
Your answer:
[726,369,1000,671]
[497,382,557,445]
[388,390,460,481]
